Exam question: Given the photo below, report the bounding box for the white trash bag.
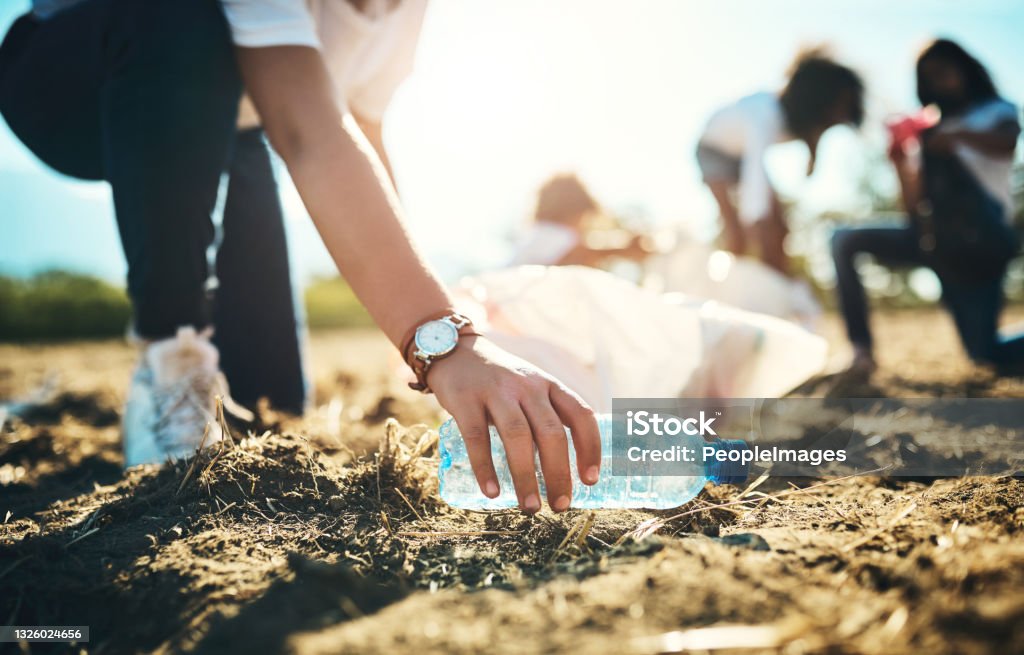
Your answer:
[455,266,827,412]
[646,239,822,331]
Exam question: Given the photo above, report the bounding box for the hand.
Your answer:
[427,336,601,514]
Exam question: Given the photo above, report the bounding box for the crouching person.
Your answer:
[832,39,1023,376]
[0,0,601,514]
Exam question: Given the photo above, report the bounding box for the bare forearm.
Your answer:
[353,113,396,185]
[556,245,609,267]
[237,47,450,346]
[955,128,1019,157]
[557,245,645,267]
[287,117,450,346]
[895,164,920,213]
[235,46,602,512]
[719,203,743,232]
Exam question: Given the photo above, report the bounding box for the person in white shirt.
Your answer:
[832,39,1022,377]
[509,174,650,268]
[0,0,601,514]
[696,50,865,274]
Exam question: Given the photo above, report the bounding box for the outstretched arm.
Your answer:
[888,145,921,214]
[931,119,1020,157]
[234,45,600,512]
[352,112,395,186]
[556,235,652,267]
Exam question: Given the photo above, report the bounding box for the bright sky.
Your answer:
[1,0,1022,284]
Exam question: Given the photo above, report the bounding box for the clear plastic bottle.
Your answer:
[438,414,749,510]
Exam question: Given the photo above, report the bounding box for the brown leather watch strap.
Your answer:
[407,331,482,393]
[400,311,479,393]
[399,310,455,366]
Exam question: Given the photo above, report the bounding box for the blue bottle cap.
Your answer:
[705,439,750,486]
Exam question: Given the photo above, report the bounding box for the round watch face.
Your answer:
[415,320,459,356]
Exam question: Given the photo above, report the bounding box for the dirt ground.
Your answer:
[1,308,1023,655]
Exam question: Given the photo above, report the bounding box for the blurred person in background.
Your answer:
[479,172,829,407]
[0,0,602,515]
[831,38,1022,377]
[696,49,865,275]
[508,173,652,267]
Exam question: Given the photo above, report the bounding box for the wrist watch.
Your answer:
[401,311,478,393]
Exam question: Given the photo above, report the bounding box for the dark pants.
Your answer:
[832,225,1024,371]
[214,129,307,414]
[0,0,306,412]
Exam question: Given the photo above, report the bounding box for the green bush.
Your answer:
[0,271,132,341]
[303,276,374,329]
[0,272,375,342]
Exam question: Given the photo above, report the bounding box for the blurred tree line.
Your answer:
[0,273,371,341]
[2,161,1021,341]
[0,271,131,340]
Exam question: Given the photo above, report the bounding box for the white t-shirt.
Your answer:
[941,97,1020,221]
[508,222,580,267]
[223,0,427,125]
[698,91,794,225]
[31,0,426,124]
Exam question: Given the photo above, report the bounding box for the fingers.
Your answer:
[550,384,601,486]
[431,336,598,514]
[447,402,500,499]
[487,400,542,514]
[520,394,573,512]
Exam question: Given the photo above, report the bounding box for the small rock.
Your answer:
[715,532,770,551]
[701,524,721,538]
[328,496,346,511]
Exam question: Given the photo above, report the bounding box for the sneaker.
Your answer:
[123,327,226,467]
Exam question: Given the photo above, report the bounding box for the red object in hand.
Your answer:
[885,108,939,156]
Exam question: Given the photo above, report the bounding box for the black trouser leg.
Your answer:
[102,1,241,337]
[831,225,922,351]
[214,128,307,413]
[942,277,1003,365]
[0,0,242,339]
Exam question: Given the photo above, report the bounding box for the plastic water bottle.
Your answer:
[438,414,749,510]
